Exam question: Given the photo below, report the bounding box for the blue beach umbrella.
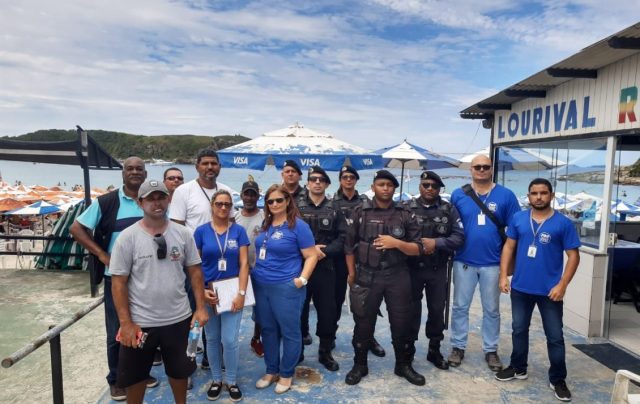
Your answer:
[6,200,62,215]
[218,123,383,171]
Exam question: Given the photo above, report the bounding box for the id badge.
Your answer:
[527,245,537,258]
[218,258,227,272]
[478,213,486,226]
[258,247,266,260]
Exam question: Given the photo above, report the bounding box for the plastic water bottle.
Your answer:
[186,321,201,360]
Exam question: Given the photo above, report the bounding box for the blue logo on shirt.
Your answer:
[539,232,551,244]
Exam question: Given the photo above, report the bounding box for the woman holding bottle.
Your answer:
[194,190,250,402]
[251,184,318,394]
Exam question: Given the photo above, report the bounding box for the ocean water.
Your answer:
[1,161,639,203]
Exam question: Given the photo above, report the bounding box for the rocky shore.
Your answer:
[558,166,640,186]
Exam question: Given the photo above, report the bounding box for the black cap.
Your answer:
[241,181,259,194]
[373,170,399,187]
[283,160,302,175]
[339,165,360,180]
[308,166,331,184]
[420,171,445,188]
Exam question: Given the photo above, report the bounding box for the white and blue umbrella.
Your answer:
[374,140,459,195]
[6,200,62,215]
[218,123,383,171]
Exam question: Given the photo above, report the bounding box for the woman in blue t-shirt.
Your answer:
[194,190,250,402]
[252,184,317,394]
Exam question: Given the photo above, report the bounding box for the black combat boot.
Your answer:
[426,340,449,370]
[370,337,386,357]
[319,338,339,371]
[345,342,368,385]
[393,342,425,386]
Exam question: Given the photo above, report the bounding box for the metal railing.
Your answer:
[2,296,104,404]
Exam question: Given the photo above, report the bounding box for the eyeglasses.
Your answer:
[472,165,492,171]
[266,197,286,205]
[340,174,356,181]
[421,182,441,190]
[165,176,183,181]
[154,234,167,260]
[309,176,328,183]
[213,201,232,209]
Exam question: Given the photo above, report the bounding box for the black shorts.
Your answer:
[117,317,196,388]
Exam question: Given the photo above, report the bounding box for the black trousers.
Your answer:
[301,259,337,340]
[333,255,349,322]
[352,266,413,346]
[410,263,448,343]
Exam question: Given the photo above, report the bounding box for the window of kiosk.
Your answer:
[495,138,608,250]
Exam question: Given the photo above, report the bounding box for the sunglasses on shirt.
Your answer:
[472,165,492,171]
[266,197,286,205]
[213,201,233,209]
[154,234,167,259]
[165,176,184,181]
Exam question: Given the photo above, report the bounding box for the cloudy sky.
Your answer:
[0,1,636,156]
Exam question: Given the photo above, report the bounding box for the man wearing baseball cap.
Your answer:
[332,166,386,358]
[344,169,425,386]
[110,180,208,404]
[281,160,304,199]
[404,171,464,371]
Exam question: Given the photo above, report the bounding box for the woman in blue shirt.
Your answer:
[194,190,249,402]
[252,184,318,394]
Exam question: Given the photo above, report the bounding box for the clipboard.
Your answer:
[209,276,255,313]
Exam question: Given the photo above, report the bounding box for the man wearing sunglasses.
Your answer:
[110,180,208,404]
[405,171,464,371]
[163,167,184,202]
[448,155,521,372]
[332,165,386,358]
[344,170,424,386]
[296,165,344,371]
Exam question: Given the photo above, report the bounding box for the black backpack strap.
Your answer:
[462,184,507,242]
[90,190,120,284]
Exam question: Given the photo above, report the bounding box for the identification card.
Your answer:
[478,213,486,226]
[527,245,537,258]
[218,258,227,272]
[258,247,266,260]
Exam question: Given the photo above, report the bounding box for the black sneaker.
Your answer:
[495,366,528,381]
[228,384,243,402]
[550,381,572,402]
[201,356,210,370]
[153,350,162,366]
[146,377,159,388]
[207,382,223,401]
[303,334,313,345]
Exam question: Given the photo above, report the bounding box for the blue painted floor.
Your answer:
[97,293,616,403]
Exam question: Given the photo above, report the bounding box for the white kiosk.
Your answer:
[461,23,640,355]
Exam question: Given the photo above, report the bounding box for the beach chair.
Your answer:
[17,239,33,269]
[611,369,640,404]
[0,239,7,268]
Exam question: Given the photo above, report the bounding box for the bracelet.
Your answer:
[298,276,308,286]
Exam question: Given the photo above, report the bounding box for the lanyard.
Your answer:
[529,210,553,246]
[212,223,230,259]
[198,181,216,202]
[474,184,494,213]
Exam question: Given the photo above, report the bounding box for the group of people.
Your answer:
[69,149,581,403]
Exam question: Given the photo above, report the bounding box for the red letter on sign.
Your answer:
[619,86,638,124]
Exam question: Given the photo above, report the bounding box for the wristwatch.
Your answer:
[238,290,246,296]
[298,276,308,286]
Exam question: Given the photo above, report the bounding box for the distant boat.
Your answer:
[149,159,173,166]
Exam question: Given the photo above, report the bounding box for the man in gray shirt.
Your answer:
[110,180,208,404]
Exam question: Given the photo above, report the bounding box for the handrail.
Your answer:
[2,296,103,369]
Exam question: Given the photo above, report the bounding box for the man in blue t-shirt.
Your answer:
[448,155,521,371]
[495,178,580,403]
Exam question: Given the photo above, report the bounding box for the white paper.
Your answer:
[209,276,255,313]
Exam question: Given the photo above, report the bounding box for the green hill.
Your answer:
[1,129,250,163]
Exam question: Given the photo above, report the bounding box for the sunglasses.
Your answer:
[421,182,441,190]
[308,176,328,183]
[154,234,167,260]
[340,174,356,181]
[214,201,232,209]
[165,176,184,181]
[472,165,492,171]
[266,197,286,205]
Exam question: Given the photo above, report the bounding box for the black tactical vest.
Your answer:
[297,193,338,245]
[406,198,453,268]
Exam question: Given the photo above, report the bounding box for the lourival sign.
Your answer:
[494,85,640,144]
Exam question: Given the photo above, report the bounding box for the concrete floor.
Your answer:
[0,265,624,403]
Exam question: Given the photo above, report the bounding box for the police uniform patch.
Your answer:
[322,218,329,226]
[437,224,447,234]
[391,225,405,238]
[441,217,448,224]
[433,217,441,222]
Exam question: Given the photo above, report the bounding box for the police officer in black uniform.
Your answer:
[405,171,464,370]
[297,166,344,371]
[344,170,425,386]
[332,165,386,358]
[281,159,305,199]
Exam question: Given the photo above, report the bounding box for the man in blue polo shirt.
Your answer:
[448,154,521,371]
[496,178,580,402]
[70,156,155,401]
